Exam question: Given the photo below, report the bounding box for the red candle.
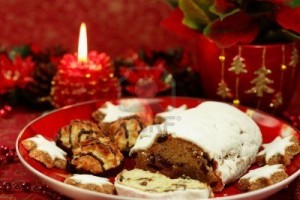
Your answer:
[51,23,119,108]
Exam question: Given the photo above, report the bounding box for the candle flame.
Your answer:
[78,22,88,62]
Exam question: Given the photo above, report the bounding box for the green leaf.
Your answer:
[178,0,214,30]
[9,45,32,60]
[209,5,240,20]
[290,0,300,7]
[165,0,178,7]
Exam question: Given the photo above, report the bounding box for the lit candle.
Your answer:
[78,22,88,63]
[50,22,120,108]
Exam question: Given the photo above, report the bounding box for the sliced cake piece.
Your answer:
[114,169,213,199]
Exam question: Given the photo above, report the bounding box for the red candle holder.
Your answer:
[50,51,120,108]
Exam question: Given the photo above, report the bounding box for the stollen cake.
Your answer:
[115,169,213,199]
[130,101,262,192]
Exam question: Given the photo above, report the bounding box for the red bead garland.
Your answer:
[0,145,17,165]
[0,145,68,199]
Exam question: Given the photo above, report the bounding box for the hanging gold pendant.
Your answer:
[270,45,286,109]
[246,47,274,97]
[289,43,299,81]
[228,46,247,105]
[216,49,232,99]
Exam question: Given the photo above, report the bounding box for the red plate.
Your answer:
[16,97,300,200]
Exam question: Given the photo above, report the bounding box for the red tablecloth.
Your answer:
[0,106,300,199]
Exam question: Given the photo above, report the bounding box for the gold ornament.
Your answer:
[228,46,247,105]
[271,45,286,109]
[270,92,283,108]
[246,47,274,97]
[289,43,299,80]
[217,80,232,99]
[216,49,232,99]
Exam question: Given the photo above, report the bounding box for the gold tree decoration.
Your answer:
[217,80,232,99]
[228,46,247,105]
[271,45,286,109]
[289,43,299,80]
[216,49,232,99]
[246,48,274,101]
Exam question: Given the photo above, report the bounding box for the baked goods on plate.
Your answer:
[131,101,263,191]
[238,164,288,191]
[256,135,300,166]
[92,100,148,152]
[115,168,213,199]
[22,134,67,169]
[64,174,115,194]
[16,97,300,200]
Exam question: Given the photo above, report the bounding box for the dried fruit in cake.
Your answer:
[237,164,288,191]
[256,135,300,166]
[56,119,104,153]
[154,104,187,124]
[22,134,67,169]
[64,174,115,194]
[69,137,124,176]
[130,101,262,192]
[115,168,213,199]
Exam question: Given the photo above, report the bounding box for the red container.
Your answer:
[195,36,300,113]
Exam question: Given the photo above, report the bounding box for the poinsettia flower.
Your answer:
[204,11,260,48]
[277,5,300,34]
[0,54,34,94]
[119,60,171,96]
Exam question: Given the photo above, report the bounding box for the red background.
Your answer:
[1,0,299,111]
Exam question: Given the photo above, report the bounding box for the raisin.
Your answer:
[156,134,168,143]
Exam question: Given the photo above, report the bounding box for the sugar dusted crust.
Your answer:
[256,135,300,166]
[238,164,288,191]
[131,101,263,192]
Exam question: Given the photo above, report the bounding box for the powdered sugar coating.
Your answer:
[130,101,262,187]
[98,101,139,123]
[257,136,294,160]
[156,104,187,120]
[25,134,66,160]
[240,164,285,182]
[66,174,112,185]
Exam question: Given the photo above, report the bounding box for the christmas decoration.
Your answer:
[228,46,247,105]
[246,48,274,98]
[0,44,66,109]
[0,53,34,95]
[115,48,202,97]
[0,144,67,199]
[50,51,120,107]
[270,45,287,109]
[216,49,232,99]
[289,43,299,80]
